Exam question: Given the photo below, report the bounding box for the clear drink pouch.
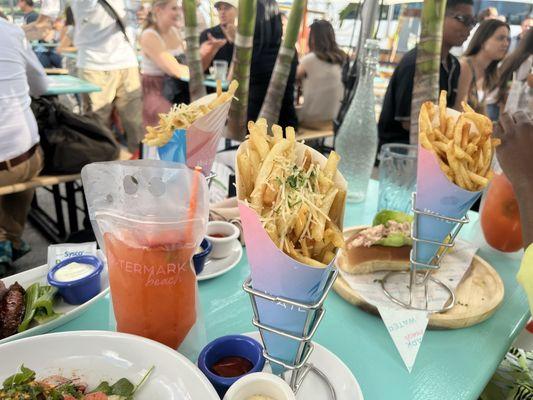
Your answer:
[81,160,209,358]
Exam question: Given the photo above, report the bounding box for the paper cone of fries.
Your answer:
[145,82,238,173]
[236,136,346,373]
[414,100,496,266]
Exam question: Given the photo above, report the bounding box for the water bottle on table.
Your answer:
[335,39,380,203]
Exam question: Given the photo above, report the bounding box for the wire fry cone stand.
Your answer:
[379,193,469,313]
[243,268,339,399]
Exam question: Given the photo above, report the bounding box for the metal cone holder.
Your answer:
[380,193,469,313]
[242,267,339,399]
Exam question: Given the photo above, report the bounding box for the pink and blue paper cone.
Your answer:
[239,202,334,371]
[236,142,346,374]
[145,93,231,173]
[414,108,483,267]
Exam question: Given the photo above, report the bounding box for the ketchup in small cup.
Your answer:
[198,335,265,397]
[206,221,240,259]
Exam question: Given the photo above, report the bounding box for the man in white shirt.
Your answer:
[0,19,48,274]
[71,0,143,153]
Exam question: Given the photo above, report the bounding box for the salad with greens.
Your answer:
[0,365,153,400]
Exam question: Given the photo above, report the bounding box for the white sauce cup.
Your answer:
[223,372,296,400]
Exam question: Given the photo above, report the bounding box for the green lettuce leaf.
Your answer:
[34,285,59,316]
[2,365,35,388]
[17,283,61,333]
[33,308,61,325]
[17,283,40,332]
[111,378,135,397]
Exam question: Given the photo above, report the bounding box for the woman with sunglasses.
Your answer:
[455,19,510,116]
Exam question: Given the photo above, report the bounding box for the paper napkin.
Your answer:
[338,240,478,372]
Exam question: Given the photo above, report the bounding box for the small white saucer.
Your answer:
[197,239,243,281]
[245,332,363,400]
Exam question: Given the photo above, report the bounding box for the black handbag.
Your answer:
[31,97,120,175]
[162,54,191,105]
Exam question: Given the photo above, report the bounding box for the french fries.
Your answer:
[237,122,346,267]
[142,80,239,147]
[419,91,499,191]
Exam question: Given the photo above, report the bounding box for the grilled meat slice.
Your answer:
[0,282,26,338]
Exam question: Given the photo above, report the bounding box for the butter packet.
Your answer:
[47,242,97,270]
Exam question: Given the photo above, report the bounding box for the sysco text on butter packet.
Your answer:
[47,242,97,270]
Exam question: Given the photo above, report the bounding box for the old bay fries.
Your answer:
[237,121,346,267]
[419,90,499,192]
[142,80,239,147]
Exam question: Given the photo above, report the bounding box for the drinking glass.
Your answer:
[213,60,229,81]
[377,143,417,213]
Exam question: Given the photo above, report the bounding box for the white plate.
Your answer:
[0,330,219,399]
[245,332,364,400]
[0,262,109,345]
[197,239,243,281]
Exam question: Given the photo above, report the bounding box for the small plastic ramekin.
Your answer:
[193,238,212,275]
[223,372,296,400]
[198,335,265,398]
[47,255,103,305]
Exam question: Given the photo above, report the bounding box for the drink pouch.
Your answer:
[81,160,209,357]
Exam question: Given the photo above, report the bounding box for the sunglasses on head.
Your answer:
[449,14,477,28]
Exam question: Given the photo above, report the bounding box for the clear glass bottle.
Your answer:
[335,39,380,203]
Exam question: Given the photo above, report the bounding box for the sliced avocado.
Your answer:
[372,210,413,226]
[376,232,413,247]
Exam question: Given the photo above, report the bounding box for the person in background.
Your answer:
[510,17,532,53]
[18,0,38,24]
[199,0,237,73]
[494,111,533,311]
[34,16,64,68]
[455,19,510,118]
[495,28,532,115]
[296,20,345,129]
[140,0,189,129]
[0,18,48,275]
[248,0,298,129]
[136,3,150,24]
[451,6,499,57]
[57,6,76,54]
[378,0,474,148]
[70,0,144,154]
[22,0,60,40]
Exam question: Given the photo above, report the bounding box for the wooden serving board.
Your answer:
[334,226,505,329]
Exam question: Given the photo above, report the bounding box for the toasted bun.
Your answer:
[340,244,411,274]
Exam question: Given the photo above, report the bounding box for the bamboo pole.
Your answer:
[409,0,446,145]
[183,0,207,101]
[258,0,306,126]
[226,0,256,141]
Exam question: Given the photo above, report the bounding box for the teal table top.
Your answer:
[45,75,101,96]
[52,180,530,400]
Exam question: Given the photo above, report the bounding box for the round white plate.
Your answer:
[0,330,219,399]
[197,239,243,281]
[0,261,109,345]
[245,332,363,400]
